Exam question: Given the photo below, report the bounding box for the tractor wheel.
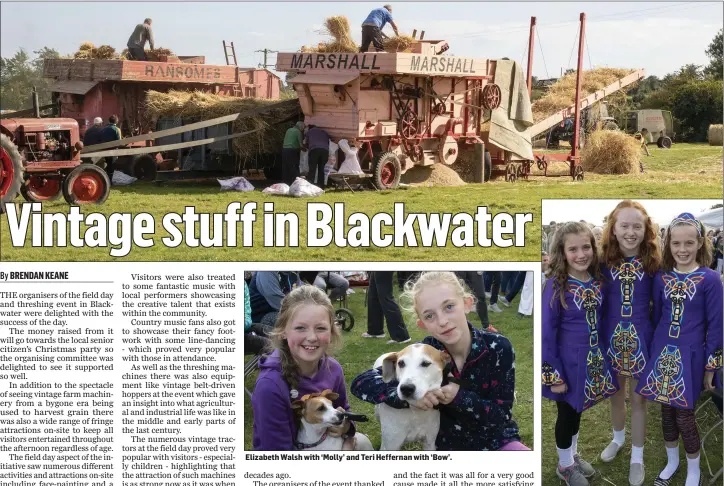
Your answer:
[21,176,62,202]
[657,136,672,149]
[334,308,355,332]
[505,163,517,183]
[131,155,158,181]
[372,152,401,190]
[573,165,584,181]
[62,164,110,205]
[603,121,619,131]
[0,133,24,212]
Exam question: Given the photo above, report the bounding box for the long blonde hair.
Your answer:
[400,271,475,320]
[546,222,602,308]
[267,285,341,390]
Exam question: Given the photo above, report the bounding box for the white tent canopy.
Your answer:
[697,208,723,230]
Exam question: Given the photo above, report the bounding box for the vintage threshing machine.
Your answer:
[276,39,519,189]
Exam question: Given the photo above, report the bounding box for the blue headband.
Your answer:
[669,212,702,236]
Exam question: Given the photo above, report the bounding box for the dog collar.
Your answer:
[294,431,328,450]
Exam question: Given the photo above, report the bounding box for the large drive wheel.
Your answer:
[62,164,110,205]
[602,121,619,131]
[372,152,401,190]
[0,133,23,212]
[21,176,62,202]
[131,155,158,181]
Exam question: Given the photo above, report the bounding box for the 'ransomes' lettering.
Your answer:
[142,64,222,80]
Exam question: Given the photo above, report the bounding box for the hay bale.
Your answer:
[301,15,414,53]
[79,42,95,51]
[145,48,174,61]
[532,68,635,122]
[580,130,641,175]
[144,90,299,160]
[401,164,466,187]
[383,35,415,53]
[708,124,723,146]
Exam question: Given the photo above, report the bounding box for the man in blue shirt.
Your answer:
[360,5,399,53]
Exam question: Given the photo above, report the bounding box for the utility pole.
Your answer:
[255,49,278,69]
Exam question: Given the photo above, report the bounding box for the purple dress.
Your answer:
[542,276,618,413]
[601,257,655,380]
[636,267,723,409]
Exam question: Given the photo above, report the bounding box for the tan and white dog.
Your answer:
[292,390,374,451]
[373,343,450,450]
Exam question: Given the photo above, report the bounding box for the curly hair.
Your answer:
[266,284,341,390]
[546,221,602,309]
[601,200,661,274]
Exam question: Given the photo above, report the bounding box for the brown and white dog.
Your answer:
[292,390,374,450]
[373,343,450,450]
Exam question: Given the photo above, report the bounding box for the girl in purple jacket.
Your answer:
[635,213,722,486]
[252,285,363,450]
[598,200,661,485]
[542,222,618,486]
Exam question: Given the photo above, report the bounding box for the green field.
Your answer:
[541,394,723,485]
[243,283,534,451]
[1,144,721,261]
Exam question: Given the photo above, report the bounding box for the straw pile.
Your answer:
[401,164,466,187]
[532,68,636,122]
[708,124,723,146]
[301,15,415,53]
[73,42,120,59]
[580,130,641,175]
[144,90,300,159]
[145,48,175,62]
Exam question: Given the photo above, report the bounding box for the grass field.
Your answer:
[243,279,534,451]
[541,386,723,485]
[1,144,721,262]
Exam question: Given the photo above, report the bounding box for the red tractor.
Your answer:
[1,106,110,210]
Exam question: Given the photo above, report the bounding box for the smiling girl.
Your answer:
[252,285,360,450]
[543,222,618,486]
[636,213,722,486]
[351,271,526,451]
[598,201,661,486]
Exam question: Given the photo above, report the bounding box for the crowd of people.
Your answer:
[244,270,532,451]
[542,200,723,486]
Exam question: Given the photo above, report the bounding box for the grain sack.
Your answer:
[580,130,641,175]
[708,124,723,146]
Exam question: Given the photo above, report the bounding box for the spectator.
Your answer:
[592,226,604,247]
[455,271,495,333]
[499,271,525,307]
[83,117,104,146]
[517,271,534,317]
[100,115,122,181]
[362,271,410,344]
[542,251,550,286]
[244,280,270,355]
[314,271,349,302]
[282,122,305,184]
[486,271,503,313]
[248,271,300,328]
[304,125,330,189]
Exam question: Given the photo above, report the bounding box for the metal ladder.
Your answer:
[222,40,237,66]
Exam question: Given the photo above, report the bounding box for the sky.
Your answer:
[1,1,722,82]
[541,199,722,227]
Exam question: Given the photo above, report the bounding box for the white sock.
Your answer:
[685,455,700,486]
[557,446,574,468]
[659,445,680,480]
[571,432,579,456]
[631,445,644,465]
[613,428,625,446]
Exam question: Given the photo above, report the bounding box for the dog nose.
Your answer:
[400,384,416,398]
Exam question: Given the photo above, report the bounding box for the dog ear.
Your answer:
[321,389,340,401]
[291,400,305,413]
[439,350,452,366]
[381,353,398,383]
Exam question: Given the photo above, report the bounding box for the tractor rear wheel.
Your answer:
[21,176,62,202]
[62,164,110,205]
[131,155,158,181]
[372,152,401,190]
[657,136,672,149]
[0,133,24,212]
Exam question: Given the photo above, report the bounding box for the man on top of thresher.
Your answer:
[126,18,155,61]
[360,5,398,53]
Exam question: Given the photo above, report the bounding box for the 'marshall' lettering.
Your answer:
[289,54,381,71]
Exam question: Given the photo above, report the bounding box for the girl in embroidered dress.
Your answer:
[543,222,618,486]
[635,213,722,486]
[598,201,661,486]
